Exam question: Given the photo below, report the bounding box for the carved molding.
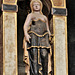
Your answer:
[52,8,67,16]
[2,4,18,12]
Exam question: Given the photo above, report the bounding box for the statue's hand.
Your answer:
[49,34,54,44]
[25,34,31,43]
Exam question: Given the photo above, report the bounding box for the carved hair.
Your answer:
[30,0,43,14]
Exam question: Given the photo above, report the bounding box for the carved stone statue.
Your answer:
[23,0,52,75]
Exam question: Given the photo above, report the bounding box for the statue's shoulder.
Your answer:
[42,15,47,21]
[27,13,32,17]
[26,13,33,20]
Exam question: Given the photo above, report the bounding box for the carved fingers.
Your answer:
[25,34,31,43]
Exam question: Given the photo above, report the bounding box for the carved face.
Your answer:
[32,2,41,11]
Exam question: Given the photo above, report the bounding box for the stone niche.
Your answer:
[17,0,53,75]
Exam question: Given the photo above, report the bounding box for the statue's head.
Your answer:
[30,0,43,14]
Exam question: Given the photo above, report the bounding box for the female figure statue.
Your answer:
[23,0,52,75]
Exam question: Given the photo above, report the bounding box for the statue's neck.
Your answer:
[33,11,40,14]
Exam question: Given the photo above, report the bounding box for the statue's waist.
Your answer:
[28,31,49,37]
[29,25,47,34]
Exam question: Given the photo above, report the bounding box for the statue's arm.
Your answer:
[45,17,51,37]
[23,14,32,43]
[24,14,31,35]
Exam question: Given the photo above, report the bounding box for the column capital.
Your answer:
[2,4,18,12]
[51,7,67,16]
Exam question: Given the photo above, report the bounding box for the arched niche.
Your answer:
[2,0,68,75]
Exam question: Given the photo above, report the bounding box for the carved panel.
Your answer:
[2,4,18,12]
[52,0,64,6]
[3,0,16,4]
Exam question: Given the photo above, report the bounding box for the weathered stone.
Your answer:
[54,16,67,75]
[3,12,17,75]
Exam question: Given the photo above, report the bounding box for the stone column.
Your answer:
[3,0,18,75]
[51,0,68,75]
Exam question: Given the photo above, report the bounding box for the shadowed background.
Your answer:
[67,0,75,75]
